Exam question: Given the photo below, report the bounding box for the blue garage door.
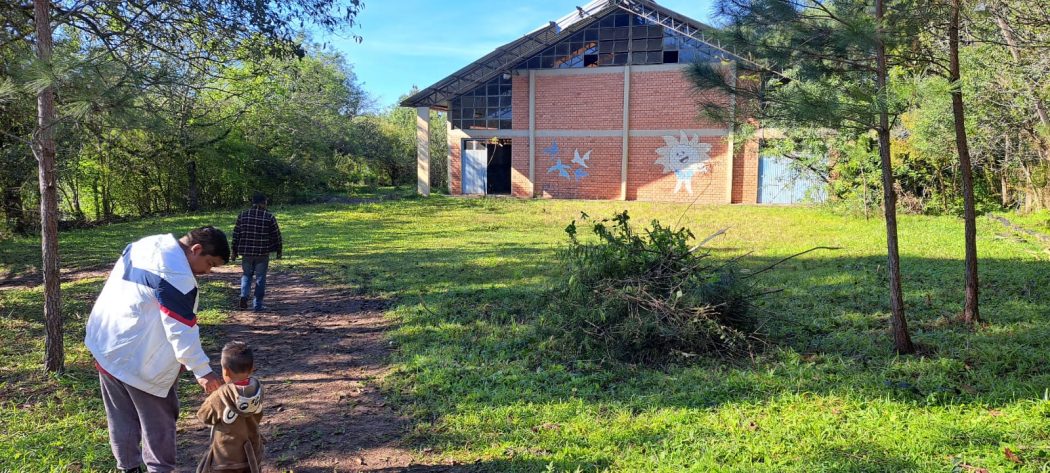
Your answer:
[757,156,827,204]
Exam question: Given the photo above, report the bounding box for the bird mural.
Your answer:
[571,149,591,168]
[548,160,571,179]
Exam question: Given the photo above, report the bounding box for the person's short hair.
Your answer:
[221,341,254,374]
[184,226,230,263]
[251,192,268,205]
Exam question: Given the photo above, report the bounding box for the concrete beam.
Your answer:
[726,62,737,204]
[621,64,631,201]
[529,70,537,197]
[416,106,430,197]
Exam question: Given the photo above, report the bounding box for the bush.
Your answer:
[545,211,759,364]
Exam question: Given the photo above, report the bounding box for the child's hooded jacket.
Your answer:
[196,378,264,472]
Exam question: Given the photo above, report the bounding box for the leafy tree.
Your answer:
[690,0,919,353]
[4,0,363,372]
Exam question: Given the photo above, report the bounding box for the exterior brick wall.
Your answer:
[732,137,759,204]
[511,137,532,197]
[628,69,729,130]
[532,136,622,200]
[534,72,624,130]
[444,64,760,203]
[627,136,729,203]
[448,139,462,196]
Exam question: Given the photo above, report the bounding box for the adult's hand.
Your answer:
[197,372,223,394]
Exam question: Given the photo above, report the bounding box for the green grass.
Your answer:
[3,199,1050,471]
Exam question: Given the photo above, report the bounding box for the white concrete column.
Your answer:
[725,62,738,204]
[528,70,537,197]
[416,106,430,197]
[621,65,631,201]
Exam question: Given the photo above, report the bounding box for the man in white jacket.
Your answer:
[85,226,230,473]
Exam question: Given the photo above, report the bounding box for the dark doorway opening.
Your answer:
[486,141,512,195]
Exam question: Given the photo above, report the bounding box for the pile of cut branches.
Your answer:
[546,211,817,364]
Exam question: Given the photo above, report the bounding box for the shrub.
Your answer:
[545,211,759,364]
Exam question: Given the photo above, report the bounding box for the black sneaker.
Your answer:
[239,297,248,310]
[119,467,143,473]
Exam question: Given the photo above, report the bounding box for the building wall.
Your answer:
[448,135,462,196]
[448,63,759,203]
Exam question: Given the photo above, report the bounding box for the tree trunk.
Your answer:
[1002,133,1010,207]
[186,159,199,211]
[33,0,64,373]
[876,0,915,354]
[993,14,1050,129]
[950,0,980,324]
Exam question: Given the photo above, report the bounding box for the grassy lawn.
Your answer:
[3,197,1050,471]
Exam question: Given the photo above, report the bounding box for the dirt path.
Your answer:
[176,267,452,472]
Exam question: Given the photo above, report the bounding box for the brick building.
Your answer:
[403,0,767,204]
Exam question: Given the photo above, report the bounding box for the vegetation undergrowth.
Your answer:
[3,199,1050,471]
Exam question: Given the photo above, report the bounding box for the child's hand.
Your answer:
[197,373,223,393]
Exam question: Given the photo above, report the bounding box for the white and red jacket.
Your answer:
[85,234,213,397]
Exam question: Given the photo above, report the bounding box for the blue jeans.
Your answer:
[240,255,269,310]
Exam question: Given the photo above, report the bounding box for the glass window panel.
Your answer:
[598,41,613,53]
[600,14,615,27]
[461,108,473,118]
[499,120,512,130]
[488,97,499,107]
[556,43,569,55]
[612,52,628,65]
[631,52,647,65]
[570,32,583,43]
[614,13,629,27]
[647,25,663,38]
[600,28,615,40]
[614,27,629,40]
[663,50,679,64]
[632,26,648,39]
[473,109,484,119]
[486,84,498,95]
[614,40,628,53]
[647,38,662,50]
[646,51,663,64]
[632,39,647,51]
[584,28,598,41]
[584,54,599,67]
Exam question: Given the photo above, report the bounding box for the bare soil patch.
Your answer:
[176,267,454,472]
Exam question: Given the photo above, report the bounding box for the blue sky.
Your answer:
[321,1,718,108]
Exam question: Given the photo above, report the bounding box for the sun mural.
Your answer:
[654,132,713,195]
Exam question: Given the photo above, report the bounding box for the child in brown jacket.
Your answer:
[196,341,264,473]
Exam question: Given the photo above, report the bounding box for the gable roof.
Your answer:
[401,0,759,109]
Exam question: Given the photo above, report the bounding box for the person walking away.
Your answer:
[85,226,230,473]
[232,192,282,311]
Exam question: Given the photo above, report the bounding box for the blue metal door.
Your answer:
[757,156,827,204]
[462,140,487,195]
